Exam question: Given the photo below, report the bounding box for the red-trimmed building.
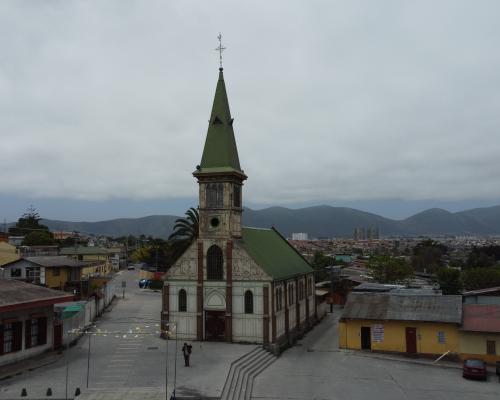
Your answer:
[161,68,315,351]
[0,279,73,366]
[460,304,500,364]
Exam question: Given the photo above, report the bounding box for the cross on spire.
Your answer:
[215,33,226,69]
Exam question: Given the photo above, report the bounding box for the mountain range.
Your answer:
[37,204,500,239]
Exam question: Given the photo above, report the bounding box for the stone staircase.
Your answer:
[220,346,276,400]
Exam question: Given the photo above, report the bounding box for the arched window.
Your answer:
[178,289,187,312]
[206,183,223,208]
[207,245,223,280]
[244,290,253,314]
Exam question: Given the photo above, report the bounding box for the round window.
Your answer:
[210,217,220,228]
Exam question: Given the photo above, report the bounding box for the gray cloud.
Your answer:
[1,0,499,207]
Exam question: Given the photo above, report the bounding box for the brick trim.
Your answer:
[284,282,289,336]
[271,282,276,343]
[295,277,300,330]
[225,240,233,342]
[263,285,269,344]
[305,277,310,326]
[197,240,204,340]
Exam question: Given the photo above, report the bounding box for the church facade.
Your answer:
[161,68,315,347]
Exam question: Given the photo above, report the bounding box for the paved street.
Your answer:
[0,270,252,399]
[252,311,500,400]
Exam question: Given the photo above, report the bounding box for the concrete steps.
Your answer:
[220,347,276,400]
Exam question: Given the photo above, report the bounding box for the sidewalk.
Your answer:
[0,351,62,381]
[341,348,499,375]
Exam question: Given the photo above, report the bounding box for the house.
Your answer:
[0,242,19,268]
[19,245,59,257]
[459,304,500,364]
[161,67,315,350]
[1,256,109,296]
[59,247,113,275]
[463,286,500,305]
[339,293,462,357]
[0,279,73,366]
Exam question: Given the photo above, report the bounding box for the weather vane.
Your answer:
[215,33,226,69]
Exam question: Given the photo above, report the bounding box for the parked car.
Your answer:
[463,359,487,380]
[127,264,136,270]
[139,279,151,288]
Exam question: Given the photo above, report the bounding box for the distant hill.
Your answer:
[41,215,179,238]
[36,204,500,239]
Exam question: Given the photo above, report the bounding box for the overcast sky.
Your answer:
[1,1,500,221]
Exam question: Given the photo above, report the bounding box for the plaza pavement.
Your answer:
[251,310,500,400]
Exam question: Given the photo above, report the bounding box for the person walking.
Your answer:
[182,342,192,367]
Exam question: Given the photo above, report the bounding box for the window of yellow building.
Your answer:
[437,331,446,344]
[487,340,496,355]
[53,268,60,277]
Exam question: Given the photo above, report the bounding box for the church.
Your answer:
[161,66,316,348]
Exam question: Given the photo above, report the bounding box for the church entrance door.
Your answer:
[205,310,225,341]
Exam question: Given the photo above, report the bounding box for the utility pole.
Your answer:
[155,245,159,274]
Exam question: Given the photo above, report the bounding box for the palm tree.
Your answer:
[169,207,199,242]
[168,208,199,266]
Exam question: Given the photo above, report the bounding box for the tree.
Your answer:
[368,255,413,284]
[310,251,336,281]
[436,268,462,295]
[22,230,55,246]
[9,206,51,236]
[462,267,500,291]
[8,206,55,246]
[466,246,500,269]
[411,239,447,273]
[168,207,199,242]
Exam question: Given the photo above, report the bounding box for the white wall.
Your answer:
[168,281,198,340]
[232,282,265,343]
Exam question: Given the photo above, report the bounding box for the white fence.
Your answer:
[58,280,116,346]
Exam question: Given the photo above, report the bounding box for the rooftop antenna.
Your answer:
[215,33,226,70]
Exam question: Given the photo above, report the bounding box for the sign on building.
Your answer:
[372,324,384,342]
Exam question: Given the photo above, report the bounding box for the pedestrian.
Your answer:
[182,342,192,367]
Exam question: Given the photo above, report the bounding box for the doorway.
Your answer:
[405,327,417,354]
[205,311,225,341]
[360,326,371,350]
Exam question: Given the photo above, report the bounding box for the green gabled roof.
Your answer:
[197,69,243,175]
[239,227,313,280]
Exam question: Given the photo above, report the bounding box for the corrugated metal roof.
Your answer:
[463,286,500,296]
[341,293,462,324]
[0,279,72,308]
[26,256,91,268]
[462,304,500,333]
[60,247,110,256]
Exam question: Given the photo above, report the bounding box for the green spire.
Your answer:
[197,68,243,175]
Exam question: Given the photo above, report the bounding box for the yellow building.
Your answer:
[60,246,112,274]
[2,256,109,293]
[0,241,19,267]
[339,293,462,357]
[459,304,500,364]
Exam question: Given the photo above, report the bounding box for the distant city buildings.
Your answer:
[292,232,309,241]
[353,227,379,240]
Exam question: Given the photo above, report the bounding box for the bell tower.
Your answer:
[193,67,247,239]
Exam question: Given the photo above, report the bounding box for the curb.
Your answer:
[341,350,498,376]
[0,352,63,381]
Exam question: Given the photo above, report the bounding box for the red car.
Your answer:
[463,359,487,380]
